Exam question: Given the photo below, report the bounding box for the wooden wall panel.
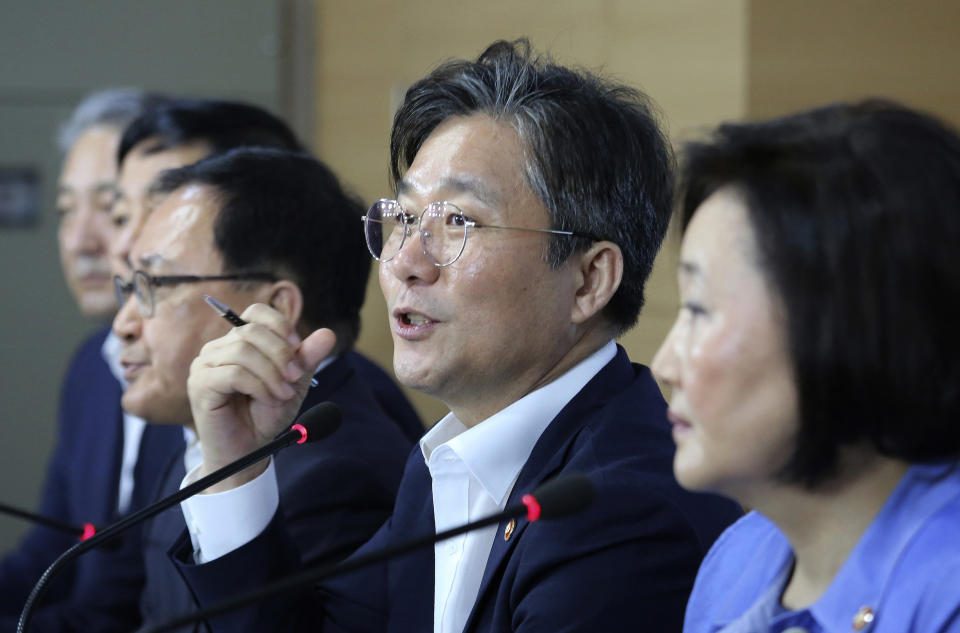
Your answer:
[749,0,960,126]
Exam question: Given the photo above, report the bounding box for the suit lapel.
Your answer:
[97,399,125,521]
[300,355,354,411]
[463,347,636,631]
[78,327,125,522]
[132,424,188,511]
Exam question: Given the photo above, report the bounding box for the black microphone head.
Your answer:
[291,402,342,444]
[528,473,594,520]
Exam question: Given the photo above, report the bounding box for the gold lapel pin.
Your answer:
[852,605,875,631]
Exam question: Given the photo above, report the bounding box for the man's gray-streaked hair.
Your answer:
[390,39,675,334]
[56,88,165,153]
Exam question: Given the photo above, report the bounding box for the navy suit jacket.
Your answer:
[176,347,742,632]
[347,353,424,443]
[0,326,184,632]
[138,351,414,632]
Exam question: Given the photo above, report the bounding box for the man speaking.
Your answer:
[176,39,741,632]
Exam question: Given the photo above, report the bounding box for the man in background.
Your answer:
[110,99,424,441]
[8,97,421,632]
[108,147,414,631]
[0,89,185,631]
[97,100,417,631]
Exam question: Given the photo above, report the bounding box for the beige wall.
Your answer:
[312,0,749,423]
[749,0,960,126]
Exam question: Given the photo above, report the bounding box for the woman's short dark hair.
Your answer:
[390,39,674,333]
[153,148,368,349]
[680,99,960,487]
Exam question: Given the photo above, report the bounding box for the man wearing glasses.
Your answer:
[24,100,417,631]
[111,98,424,442]
[176,40,741,632]
[109,147,414,631]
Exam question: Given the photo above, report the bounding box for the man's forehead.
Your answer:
[120,145,191,184]
[59,133,120,190]
[397,115,528,210]
[130,184,215,269]
[397,175,502,208]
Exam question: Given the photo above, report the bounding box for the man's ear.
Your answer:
[571,240,623,325]
[266,280,304,327]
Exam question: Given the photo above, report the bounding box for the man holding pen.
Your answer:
[175,39,741,632]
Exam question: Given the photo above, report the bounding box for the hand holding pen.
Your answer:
[203,294,319,387]
[189,297,336,489]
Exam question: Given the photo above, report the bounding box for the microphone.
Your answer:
[0,502,98,542]
[16,402,342,633]
[143,473,594,633]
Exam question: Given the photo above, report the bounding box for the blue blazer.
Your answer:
[138,351,415,632]
[0,326,184,632]
[176,347,742,633]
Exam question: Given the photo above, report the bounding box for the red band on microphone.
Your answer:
[80,523,96,541]
[521,494,541,522]
[292,423,308,444]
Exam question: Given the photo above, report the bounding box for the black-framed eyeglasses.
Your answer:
[362,199,597,267]
[113,270,277,318]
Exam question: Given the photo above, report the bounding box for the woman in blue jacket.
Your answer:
[653,100,960,633]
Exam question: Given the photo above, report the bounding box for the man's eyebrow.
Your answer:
[57,181,116,197]
[146,179,172,201]
[397,176,501,208]
[144,187,172,214]
[136,253,164,270]
[95,183,120,203]
[678,260,701,277]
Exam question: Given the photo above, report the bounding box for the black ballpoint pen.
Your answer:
[203,294,319,387]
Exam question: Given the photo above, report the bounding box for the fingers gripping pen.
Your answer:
[202,295,319,388]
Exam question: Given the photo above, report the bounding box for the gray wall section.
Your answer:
[0,0,292,556]
[0,1,280,100]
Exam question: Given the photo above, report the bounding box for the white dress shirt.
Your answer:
[179,341,616,633]
[101,331,147,515]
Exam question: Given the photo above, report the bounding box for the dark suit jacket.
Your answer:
[0,326,184,632]
[347,353,424,443]
[176,347,742,632]
[138,351,414,632]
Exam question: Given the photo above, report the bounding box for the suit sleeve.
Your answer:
[0,344,86,618]
[0,338,151,632]
[173,453,400,633]
[0,541,146,633]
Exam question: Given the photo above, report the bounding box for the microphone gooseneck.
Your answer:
[143,473,594,633]
[16,402,342,633]
[0,502,97,542]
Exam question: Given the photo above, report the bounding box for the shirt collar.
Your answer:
[314,355,336,376]
[183,427,203,472]
[420,340,616,506]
